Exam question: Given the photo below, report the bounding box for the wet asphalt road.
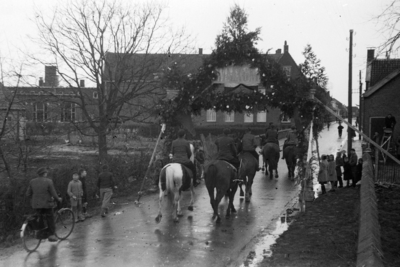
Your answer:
[1,139,302,267]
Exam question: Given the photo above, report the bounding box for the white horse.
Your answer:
[155,144,195,223]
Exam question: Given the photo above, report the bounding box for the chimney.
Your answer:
[284,41,289,54]
[276,49,281,54]
[80,80,85,87]
[39,77,44,86]
[199,48,203,55]
[367,49,375,62]
[44,66,58,87]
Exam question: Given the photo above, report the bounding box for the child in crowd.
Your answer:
[78,168,88,216]
[318,155,329,194]
[335,151,344,188]
[67,173,85,222]
[327,154,337,192]
[343,156,353,187]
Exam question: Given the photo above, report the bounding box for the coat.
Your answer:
[215,135,237,161]
[26,177,59,209]
[318,160,329,183]
[327,161,337,182]
[171,138,192,164]
[343,162,353,181]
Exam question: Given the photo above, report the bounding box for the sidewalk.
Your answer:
[259,128,362,267]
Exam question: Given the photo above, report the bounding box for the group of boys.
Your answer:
[25,167,89,242]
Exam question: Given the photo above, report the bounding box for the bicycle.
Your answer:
[20,201,75,252]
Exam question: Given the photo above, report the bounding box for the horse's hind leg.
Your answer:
[207,187,218,220]
[214,189,225,223]
[188,186,194,211]
[228,185,238,215]
[155,189,164,223]
[175,191,183,219]
[239,184,244,197]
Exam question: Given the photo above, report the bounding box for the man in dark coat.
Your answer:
[241,128,260,171]
[215,128,240,171]
[26,167,62,242]
[338,123,344,138]
[170,129,198,187]
[264,124,279,146]
[282,126,298,160]
[385,114,396,131]
[349,148,358,187]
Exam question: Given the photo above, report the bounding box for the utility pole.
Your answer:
[359,70,362,140]
[348,29,353,154]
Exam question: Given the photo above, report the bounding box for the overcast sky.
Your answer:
[0,0,395,106]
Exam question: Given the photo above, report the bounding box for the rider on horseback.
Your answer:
[170,129,199,187]
[215,128,240,171]
[264,123,279,146]
[282,125,298,160]
[241,128,260,171]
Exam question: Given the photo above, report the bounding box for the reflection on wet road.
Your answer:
[1,141,301,267]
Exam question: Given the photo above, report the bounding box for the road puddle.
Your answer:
[240,210,296,267]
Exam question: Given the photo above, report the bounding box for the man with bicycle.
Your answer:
[26,167,62,242]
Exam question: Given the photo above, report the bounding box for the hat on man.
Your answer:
[37,167,48,176]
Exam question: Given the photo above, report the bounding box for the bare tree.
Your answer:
[33,0,192,162]
[375,1,400,56]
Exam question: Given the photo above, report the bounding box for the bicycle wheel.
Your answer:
[54,208,75,240]
[21,222,41,252]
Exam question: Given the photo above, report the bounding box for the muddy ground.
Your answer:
[376,184,400,267]
[260,187,360,267]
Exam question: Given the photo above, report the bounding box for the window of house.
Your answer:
[206,109,216,122]
[257,111,267,122]
[281,112,291,123]
[225,112,234,122]
[33,103,48,122]
[244,112,254,123]
[61,103,76,122]
[93,92,98,99]
[283,66,292,77]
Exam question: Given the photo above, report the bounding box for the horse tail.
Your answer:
[165,166,176,194]
[206,163,218,185]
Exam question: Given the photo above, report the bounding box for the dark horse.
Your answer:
[283,145,298,179]
[205,160,240,223]
[262,143,280,179]
[238,152,259,202]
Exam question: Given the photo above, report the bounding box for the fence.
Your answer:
[356,152,384,267]
[376,159,400,184]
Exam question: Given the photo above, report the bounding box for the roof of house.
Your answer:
[267,53,284,63]
[364,68,400,98]
[369,58,400,87]
[104,52,209,81]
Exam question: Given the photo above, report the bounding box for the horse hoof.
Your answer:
[216,217,221,223]
[155,215,162,224]
[177,212,183,217]
[245,197,250,203]
[275,175,279,178]
[188,206,193,211]
[173,218,179,223]
[231,208,237,213]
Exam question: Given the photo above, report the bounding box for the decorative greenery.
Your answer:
[158,5,332,153]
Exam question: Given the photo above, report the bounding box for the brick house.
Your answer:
[362,49,400,141]
[193,41,301,133]
[0,83,26,140]
[4,66,97,135]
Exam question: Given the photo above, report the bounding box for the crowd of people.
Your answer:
[318,149,363,194]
